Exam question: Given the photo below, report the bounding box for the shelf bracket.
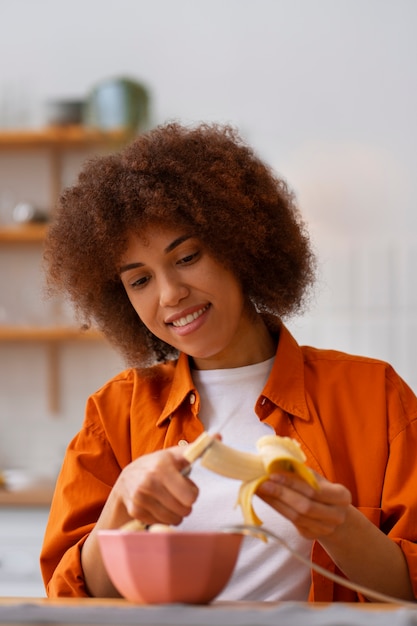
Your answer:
[46,343,60,414]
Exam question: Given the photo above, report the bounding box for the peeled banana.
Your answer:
[183,432,318,526]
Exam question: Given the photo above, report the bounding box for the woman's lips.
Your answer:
[167,304,210,335]
[171,305,210,328]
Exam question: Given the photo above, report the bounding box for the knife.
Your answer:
[180,431,217,476]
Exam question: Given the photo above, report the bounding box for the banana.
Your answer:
[183,432,318,526]
[120,520,175,532]
[120,432,318,532]
[120,519,147,532]
[184,433,265,482]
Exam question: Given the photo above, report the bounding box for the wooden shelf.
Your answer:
[0,223,48,242]
[0,125,135,149]
[0,326,104,414]
[0,325,102,341]
[0,125,129,416]
[0,481,55,507]
[0,127,135,206]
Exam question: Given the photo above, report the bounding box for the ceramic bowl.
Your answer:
[98,529,243,604]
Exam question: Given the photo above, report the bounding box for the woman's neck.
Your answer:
[191,315,277,370]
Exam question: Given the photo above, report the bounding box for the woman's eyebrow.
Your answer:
[164,234,192,254]
[119,235,193,274]
[119,261,143,274]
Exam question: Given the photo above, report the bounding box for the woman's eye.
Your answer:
[130,275,149,289]
[177,251,200,265]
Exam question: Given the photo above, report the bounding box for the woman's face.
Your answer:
[119,226,273,369]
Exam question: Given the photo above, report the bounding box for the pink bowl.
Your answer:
[98,529,243,604]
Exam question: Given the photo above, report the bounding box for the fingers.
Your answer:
[126,485,192,526]
[118,448,199,526]
[256,473,352,539]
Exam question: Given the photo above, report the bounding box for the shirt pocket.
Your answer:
[356,506,382,527]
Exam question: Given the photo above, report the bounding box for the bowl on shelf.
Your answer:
[45,99,86,126]
[98,528,244,604]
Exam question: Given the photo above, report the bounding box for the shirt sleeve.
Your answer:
[380,372,417,598]
[310,364,417,602]
[40,399,125,597]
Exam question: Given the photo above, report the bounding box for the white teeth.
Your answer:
[172,307,207,328]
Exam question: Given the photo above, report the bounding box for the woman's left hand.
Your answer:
[256,472,352,540]
[257,472,415,601]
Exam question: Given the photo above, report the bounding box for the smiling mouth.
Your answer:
[171,305,210,328]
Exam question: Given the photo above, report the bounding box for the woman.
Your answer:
[40,122,417,602]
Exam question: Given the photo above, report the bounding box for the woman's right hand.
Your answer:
[113,446,199,527]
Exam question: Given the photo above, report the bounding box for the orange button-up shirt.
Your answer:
[40,324,417,601]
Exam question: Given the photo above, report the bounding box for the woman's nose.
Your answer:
[158,275,189,307]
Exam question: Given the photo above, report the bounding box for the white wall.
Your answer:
[1,0,416,475]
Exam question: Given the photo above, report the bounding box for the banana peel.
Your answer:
[184,432,318,526]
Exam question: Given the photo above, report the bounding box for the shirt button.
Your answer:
[189,393,196,405]
[178,439,188,447]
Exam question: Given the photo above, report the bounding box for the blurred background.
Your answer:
[0,0,416,594]
[1,0,417,480]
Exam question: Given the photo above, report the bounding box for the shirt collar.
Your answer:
[157,322,310,426]
[262,323,310,420]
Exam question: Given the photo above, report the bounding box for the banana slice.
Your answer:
[120,519,147,532]
[148,524,175,533]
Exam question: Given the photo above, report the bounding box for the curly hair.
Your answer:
[43,121,316,366]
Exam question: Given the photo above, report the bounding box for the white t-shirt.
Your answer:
[178,357,313,601]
